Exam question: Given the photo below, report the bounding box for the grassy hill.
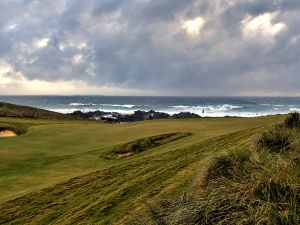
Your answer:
[0,108,298,224]
[0,102,77,120]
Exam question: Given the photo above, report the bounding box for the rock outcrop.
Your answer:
[68,110,201,123]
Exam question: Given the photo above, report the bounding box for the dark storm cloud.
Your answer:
[236,0,300,15]
[0,0,300,95]
[92,0,124,15]
[139,0,195,21]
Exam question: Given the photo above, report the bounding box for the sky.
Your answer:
[0,0,299,96]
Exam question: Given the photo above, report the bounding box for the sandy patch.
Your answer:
[117,152,133,157]
[0,130,17,137]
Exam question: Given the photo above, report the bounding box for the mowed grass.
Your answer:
[1,127,266,224]
[0,115,284,207]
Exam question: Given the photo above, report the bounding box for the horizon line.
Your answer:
[0,95,300,98]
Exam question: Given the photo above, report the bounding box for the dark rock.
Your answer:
[68,110,110,120]
[171,112,201,119]
[68,110,201,123]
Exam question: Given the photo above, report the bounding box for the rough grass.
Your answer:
[201,148,252,186]
[254,113,300,154]
[137,121,300,225]
[140,150,299,225]
[254,125,297,153]
[284,112,300,129]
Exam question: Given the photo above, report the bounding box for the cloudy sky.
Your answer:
[0,0,299,96]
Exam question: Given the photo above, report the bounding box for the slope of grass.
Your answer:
[0,102,77,120]
[0,115,283,204]
[137,113,300,225]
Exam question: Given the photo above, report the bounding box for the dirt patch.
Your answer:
[0,130,17,137]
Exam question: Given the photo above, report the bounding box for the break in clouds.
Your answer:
[0,0,300,96]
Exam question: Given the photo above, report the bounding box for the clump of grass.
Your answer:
[254,126,296,153]
[251,171,299,224]
[202,148,253,186]
[254,178,297,205]
[284,112,300,129]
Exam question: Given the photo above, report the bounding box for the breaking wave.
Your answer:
[290,108,300,112]
[100,104,135,108]
[172,104,243,112]
[69,103,135,108]
[69,103,97,106]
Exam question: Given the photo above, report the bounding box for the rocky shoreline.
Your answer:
[68,110,201,123]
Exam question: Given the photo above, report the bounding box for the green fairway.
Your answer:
[0,116,283,204]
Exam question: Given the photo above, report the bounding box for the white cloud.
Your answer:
[59,42,87,51]
[241,12,286,40]
[182,17,206,35]
[35,38,50,48]
[78,42,87,50]
[5,23,17,30]
[71,54,83,64]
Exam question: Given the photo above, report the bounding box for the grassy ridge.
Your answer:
[0,102,77,120]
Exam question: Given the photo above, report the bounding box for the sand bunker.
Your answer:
[114,132,192,158]
[0,130,17,137]
[117,152,133,158]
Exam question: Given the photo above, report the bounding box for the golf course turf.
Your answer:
[1,112,297,224]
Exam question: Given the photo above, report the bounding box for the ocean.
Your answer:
[0,96,300,117]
